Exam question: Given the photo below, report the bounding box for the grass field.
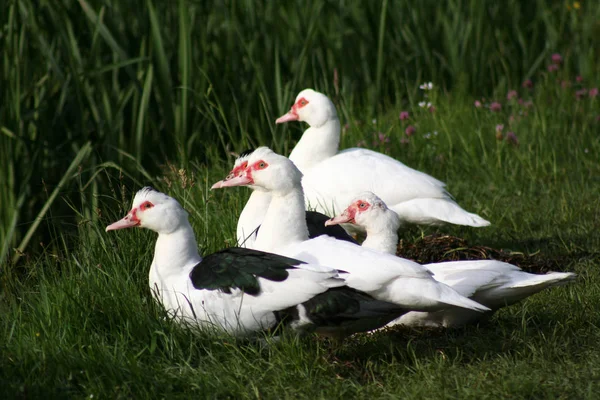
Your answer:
[2,1,600,398]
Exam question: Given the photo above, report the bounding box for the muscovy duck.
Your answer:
[325,191,577,327]
[212,147,490,314]
[105,187,406,337]
[276,89,490,232]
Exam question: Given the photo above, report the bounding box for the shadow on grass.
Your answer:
[395,231,599,274]
[304,297,598,383]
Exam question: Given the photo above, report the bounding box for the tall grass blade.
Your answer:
[147,0,175,133]
[177,0,191,164]
[375,0,389,112]
[12,142,93,264]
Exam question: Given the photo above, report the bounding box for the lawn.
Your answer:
[2,1,600,398]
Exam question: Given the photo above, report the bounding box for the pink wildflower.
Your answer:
[547,64,559,72]
[490,102,502,112]
[342,123,350,135]
[474,100,482,108]
[400,138,410,145]
[522,79,533,89]
[506,132,519,145]
[405,125,416,136]
[428,106,436,113]
[507,90,518,100]
[399,111,410,121]
[576,75,583,83]
[551,53,563,64]
[575,89,588,100]
[495,124,505,140]
[377,132,390,144]
[589,88,598,98]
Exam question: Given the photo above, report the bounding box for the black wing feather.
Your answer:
[189,248,306,296]
[238,148,255,158]
[305,211,358,243]
[253,211,357,244]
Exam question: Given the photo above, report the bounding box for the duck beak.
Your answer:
[106,212,140,232]
[325,209,355,226]
[211,174,253,189]
[275,110,299,124]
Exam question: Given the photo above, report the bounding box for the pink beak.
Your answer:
[325,209,355,226]
[275,110,299,124]
[211,174,253,189]
[106,212,140,232]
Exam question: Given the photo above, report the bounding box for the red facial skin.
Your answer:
[347,200,371,223]
[226,161,249,181]
[251,160,269,171]
[275,97,310,123]
[211,158,264,189]
[139,201,154,211]
[242,160,269,183]
[294,97,309,110]
[223,159,269,185]
[105,201,154,231]
[325,199,371,226]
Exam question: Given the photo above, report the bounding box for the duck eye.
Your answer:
[301,100,307,106]
[258,162,267,169]
[359,202,366,208]
[141,201,154,210]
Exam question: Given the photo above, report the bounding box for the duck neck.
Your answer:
[288,117,340,172]
[254,186,309,252]
[361,213,400,255]
[237,189,271,247]
[151,220,202,282]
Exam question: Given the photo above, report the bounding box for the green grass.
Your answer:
[2,71,600,397]
[2,1,600,398]
[2,0,600,260]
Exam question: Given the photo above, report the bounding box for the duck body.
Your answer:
[217,155,356,249]
[107,187,402,338]
[213,148,490,315]
[301,147,487,227]
[326,191,577,328]
[277,89,490,231]
[393,260,576,327]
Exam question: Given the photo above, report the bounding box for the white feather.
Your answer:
[328,191,576,328]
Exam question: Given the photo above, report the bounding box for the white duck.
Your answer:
[276,89,490,231]
[212,147,490,315]
[105,187,406,337]
[325,191,577,327]
[215,150,355,248]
